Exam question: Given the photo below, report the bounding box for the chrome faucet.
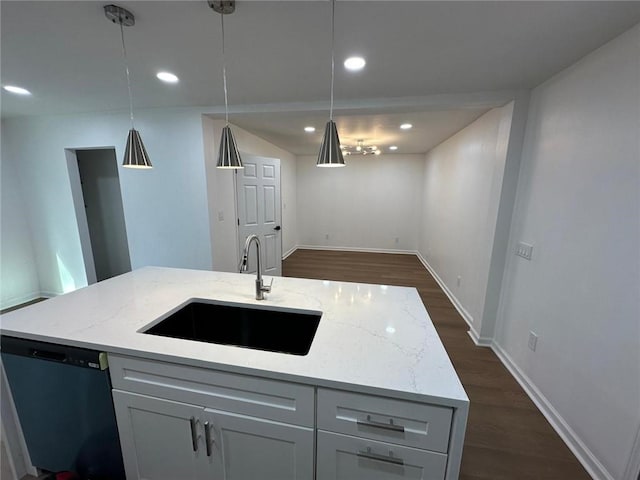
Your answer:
[240,234,272,300]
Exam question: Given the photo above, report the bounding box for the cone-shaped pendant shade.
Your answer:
[217,125,244,169]
[123,129,152,169]
[316,120,345,167]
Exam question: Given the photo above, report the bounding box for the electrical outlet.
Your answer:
[528,331,538,351]
[516,242,533,260]
[456,276,461,287]
[325,233,329,240]
[217,211,224,221]
[395,237,399,244]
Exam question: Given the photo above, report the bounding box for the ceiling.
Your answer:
[225,108,491,155]
[2,1,640,154]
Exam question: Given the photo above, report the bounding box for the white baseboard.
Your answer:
[415,252,474,329]
[1,292,41,312]
[282,246,297,260]
[467,328,492,347]
[0,292,55,311]
[296,245,417,255]
[491,341,614,480]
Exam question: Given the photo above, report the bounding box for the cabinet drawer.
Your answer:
[317,388,452,453]
[317,430,447,480]
[109,354,314,427]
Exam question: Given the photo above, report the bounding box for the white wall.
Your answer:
[418,104,514,327]
[203,118,298,272]
[1,108,213,297]
[0,135,40,309]
[296,154,423,252]
[494,25,640,480]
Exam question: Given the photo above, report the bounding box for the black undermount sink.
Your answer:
[142,300,322,356]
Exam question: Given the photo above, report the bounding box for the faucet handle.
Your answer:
[238,255,248,273]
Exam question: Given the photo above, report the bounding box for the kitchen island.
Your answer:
[1,266,468,480]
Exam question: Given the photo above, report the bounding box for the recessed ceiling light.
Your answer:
[156,72,179,83]
[389,145,398,151]
[304,126,316,133]
[400,123,412,130]
[344,56,366,71]
[3,85,31,95]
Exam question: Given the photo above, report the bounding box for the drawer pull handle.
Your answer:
[357,415,405,433]
[204,421,213,457]
[189,417,198,452]
[357,447,404,466]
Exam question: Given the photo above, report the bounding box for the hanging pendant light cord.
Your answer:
[329,0,335,121]
[221,12,230,125]
[119,18,135,129]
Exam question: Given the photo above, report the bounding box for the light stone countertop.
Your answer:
[0,267,468,407]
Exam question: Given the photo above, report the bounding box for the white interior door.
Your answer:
[236,155,282,276]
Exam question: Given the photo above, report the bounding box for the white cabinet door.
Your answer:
[317,430,447,480]
[112,390,207,480]
[203,408,314,480]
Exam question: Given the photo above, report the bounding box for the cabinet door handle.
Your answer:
[189,417,198,452]
[204,421,213,457]
[357,414,405,433]
[357,447,404,466]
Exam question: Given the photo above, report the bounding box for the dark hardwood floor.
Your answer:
[284,249,591,480]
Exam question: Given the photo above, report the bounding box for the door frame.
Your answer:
[66,147,132,284]
[65,148,98,285]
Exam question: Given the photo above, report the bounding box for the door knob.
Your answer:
[274,225,281,231]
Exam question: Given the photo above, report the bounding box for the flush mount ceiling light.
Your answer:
[344,56,366,71]
[156,71,179,83]
[105,4,152,169]
[3,85,31,95]
[317,0,345,168]
[389,145,398,151]
[209,0,243,169]
[341,140,381,156]
[400,123,413,130]
[304,126,316,133]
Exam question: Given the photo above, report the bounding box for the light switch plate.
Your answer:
[516,242,533,260]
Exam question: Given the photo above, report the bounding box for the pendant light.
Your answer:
[209,1,243,169]
[104,5,152,169]
[317,0,345,168]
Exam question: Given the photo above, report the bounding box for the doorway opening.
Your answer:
[66,148,131,283]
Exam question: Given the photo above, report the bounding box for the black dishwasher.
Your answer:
[1,336,125,479]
